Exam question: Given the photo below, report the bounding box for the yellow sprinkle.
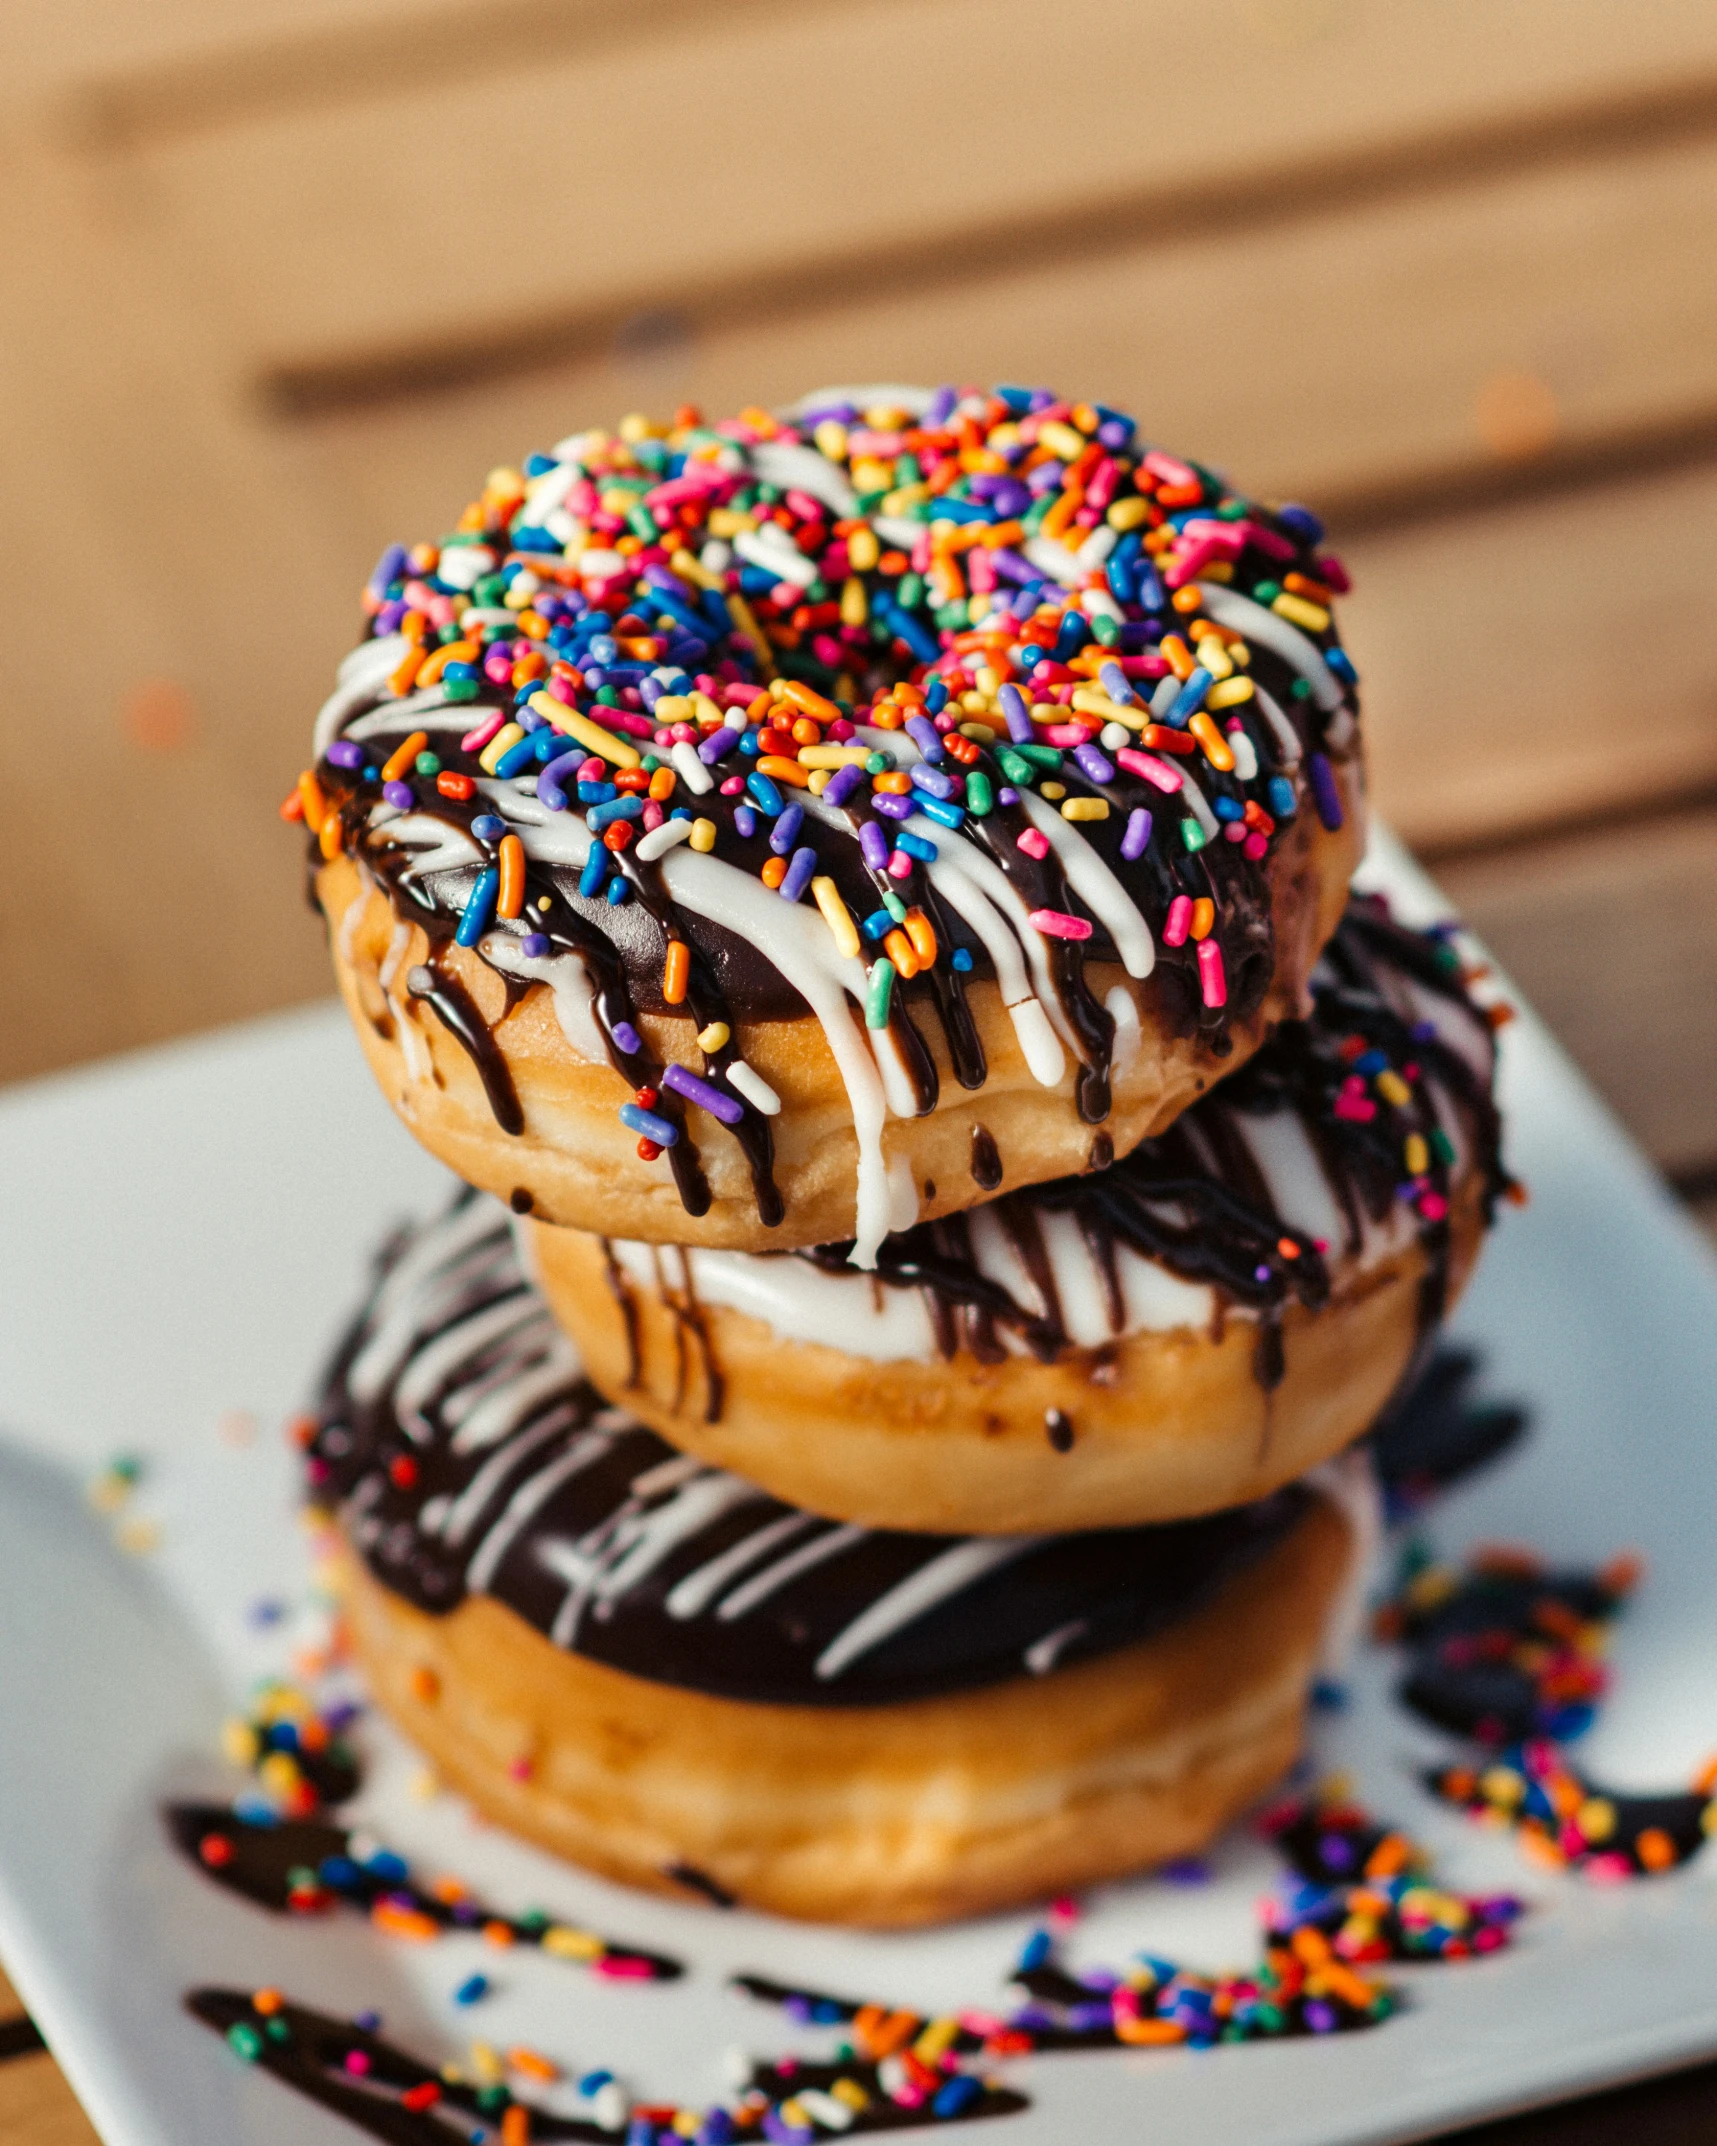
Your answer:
[846,526,880,572]
[1106,495,1153,532]
[689,817,717,852]
[881,483,931,515]
[798,745,872,769]
[689,690,724,726]
[221,1719,260,1766]
[1202,560,1235,583]
[840,576,868,628]
[959,722,997,744]
[812,876,862,960]
[528,694,640,769]
[476,723,525,774]
[973,665,1000,696]
[814,419,849,461]
[1192,637,1233,681]
[706,506,758,539]
[808,768,831,794]
[960,690,989,714]
[1376,1070,1412,1107]
[913,2017,961,2062]
[541,1925,602,1961]
[1403,1133,1430,1175]
[409,1767,442,1802]
[1061,798,1109,821]
[652,694,692,725]
[724,592,776,677]
[1206,676,1255,710]
[668,547,721,590]
[1068,687,1144,730]
[1039,781,1067,800]
[697,1021,731,1052]
[116,1517,161,1555]
[468,2043,505,2084]
[1272,592,1331,632]
[1039,419,1086,460]
[830,2078,871,2112]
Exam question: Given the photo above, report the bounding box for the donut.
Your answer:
[309,1194,1369,1926]
[523,900,1512,1533]
[295,383,1365,1261]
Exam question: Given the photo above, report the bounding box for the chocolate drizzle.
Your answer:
[308,1197,1313,1708]
[800,901,1510,1390]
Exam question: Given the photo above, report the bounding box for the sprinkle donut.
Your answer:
[523,902,1513,1534]
[299,384,1364,1262]
[310,1195,1368,1926]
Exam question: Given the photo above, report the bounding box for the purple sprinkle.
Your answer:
[1309,751,1344,831]
[1255,1264,1272,1283]
[1304,2000,1338,2034]
[1097,418,1133,450]
[871,792,913,822]
[1072,743,1114,784]
[822,762,863,808]
[925,384,958,426]
[733,804,757,839]
[698,725,739,765]
[997,684,1035,744]
[610,1021,642,1056]
[908,762,956,800]
[522,932,550,958]
[1121,807,1152,861]
[1098,660,1136,706]
[353,2012,382,2033]
[859,820,890,871]
[537,749,583,811]
[768,802,805,856]
[903,714,944,764]
[326,739,364,769]
[661,1062,744,1126]
[780,845,818,903]
[997,785,1020,806]
[382,780,414,810]
[991,548,1040,587]
[1161,1856,1212,1886]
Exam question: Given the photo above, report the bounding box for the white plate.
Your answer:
[4,833,1717,2146]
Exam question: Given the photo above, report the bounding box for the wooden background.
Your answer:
[2,1,1716,2135]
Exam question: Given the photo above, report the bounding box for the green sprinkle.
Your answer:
[1022,492,1056,534]
[1181,817,1208,852]
[640,754,661,772]
[865,751,892,774]
[414,752,442,776]
[897,572,925,611]
[895,453,922,486]
[965,770,994,817]
[226,2023,264,2063]
[854,488,889,514]
[436,621,464,645]
[1215,498,1248,521]
[1091,614,1121,646]
[1012,743,1064,770]
[1429,1127,1456,1165]
[626,506,658,543]
[473,574,508,606]
[476,2085,512,2112]
[882,889,908,923]
[996,747,1034,786]
[1253,580,1281,604]
[443,678,479,702]
[933,601,969,630]
[265,2018,292,2044]
[1290,677,1312,699]
[595,685,621,706]
[865,959,896,1029]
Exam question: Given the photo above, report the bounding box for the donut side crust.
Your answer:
[337,1493,1352,1927]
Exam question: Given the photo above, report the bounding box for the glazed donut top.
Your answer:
[308,1194,1316,1707]
[297,383,1362,1262]
[604,901,1513,1390]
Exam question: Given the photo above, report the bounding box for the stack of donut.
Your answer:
[294,383,1512,1926]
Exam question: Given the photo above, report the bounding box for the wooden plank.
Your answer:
[90,0,1717,388]
[0,1964,98,2146]
[1436,806,1717,1179]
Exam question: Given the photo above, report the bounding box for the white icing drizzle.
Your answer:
[1023,1618,1090,1676]
[663,1510,817,1621]
[1105,983,1142,1081]
[312,635,408,759]
[715,1523,868,1623]
[1306,1447,1384,1678]
[476,930,607,1062]
[1195,585,1342,712]
[1252,683,1304,770]
[814,1538,1038,1681]
[1017,791,1155,979]
[467,1432,616,1595]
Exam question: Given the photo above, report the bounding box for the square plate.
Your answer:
[3,832,1716,2146]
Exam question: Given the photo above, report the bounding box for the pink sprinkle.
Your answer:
[1144,450,1197,489]
[719,776,745,795]
[1029,908,1091,942]
[1583,1853,1634,1886]
[886,849,915,881]
[344,2051,372,2077]
[1042,722,1095,747]
[1116,748,1182,794]
[578,756,605,782]
[460,710,507,753]
[641,802,664,832]
[1163,895,1193,946]
[1418,1191,1449,1222]
[1197,938,1226,1007]
[594,1956,654,1980]
[1243,830,1269,860]
[1332,1094,1376,1123]
[1223,819,1249,842]
[1016,827,1051,861]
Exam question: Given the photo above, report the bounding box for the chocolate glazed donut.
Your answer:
[309,1196,1363,1924]
[526,902,1514,1533]
[299,384,1364,1260]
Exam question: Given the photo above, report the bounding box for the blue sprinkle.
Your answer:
[364,1850,409,1882]
[455,870,499,948]
[471,814,507,840]
[895,830,938,863]
[1267,774,1297,818]
[1017,1929,1052,1972]
[606,877,630,905]
[452,1974,490,2007]
[353,2011,383,2034]
[1325,646,1357,685]
[578,2071,615,2096]
[576,780,617,806]
[619,1102,677,1146]
[923,676,949,714]
[1277,503,1325,544]
[587,635,619,664]
[916,795,966,830]
[746,770,785,815]
[951,947,974,972]
[1053,611,1087,661]
[1212,794,1243,823]
[521,932,550,958]
[769,802,805,856]
[578,846,609,898]
[1168,667,1213,723]
[588,793,645,831]
[932,2076,982,2120]
[494,735,540,779]
[861,910,892,941]
[779,846,818,903]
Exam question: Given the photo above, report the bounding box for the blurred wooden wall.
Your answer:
[1,0,1713,1213]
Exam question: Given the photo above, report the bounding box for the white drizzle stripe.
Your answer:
[452,1338,583,1453]
[440,1408,576,1547]
[596,1473,766,1603]
[1023,1618,1090,1675]
[393,1293,542,1428]
[715,1524,868,1623]
[1195,585,1342,712]
[1017,791,1155,979]
[1252,684,1305,770]
[466,1433,615,1595]
[477,932,606,1061]
[814,1538,1040,1681]
[347,1199,508,1401]
[313,636,408,758]
[664,1511,818,1621]
[342,692,467,744]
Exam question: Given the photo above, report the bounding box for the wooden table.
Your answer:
[3,1,1716,2135]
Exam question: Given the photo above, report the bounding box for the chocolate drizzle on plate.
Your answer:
[308,1197,1312,1708]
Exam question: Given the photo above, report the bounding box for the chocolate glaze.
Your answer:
[308,1198,1313,1708]
[798,901,1509,1389]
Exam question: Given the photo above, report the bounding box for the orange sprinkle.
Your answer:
[903,907,937,965]
[781,680,840,724]
[884,929,920,980]
[1171,586,1206,615]
[662,940,690,1005]
[756,754,812,788]
[1188,898,1215,942]
[387,647,425,697]
[648,766,677,802]
[501,2106,531,2146]
[507,2046,559,2083]
[483,1919,516,1947]
[1637,1827,1677,1871]
[1115,2016,1186,2045]
[381,731,430,785]
[496,834,526,919]
[297,770,328,833]
[279,787,305,823]
[409,1665,440,1703]
[371,1901,439,1943]
[318,813,344,861]
[1159,634,1196,681]
[251,1988,284,2016]
[759,855,788,890]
